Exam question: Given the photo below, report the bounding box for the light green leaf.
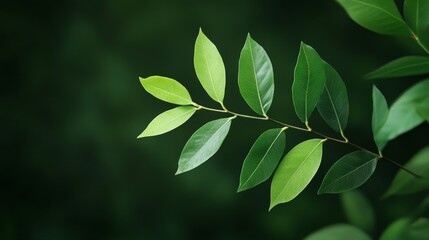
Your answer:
[238,34,274,116]
[366,56,429,79]
[404,0,429,47]
[176,117,233,174]
[139,76,193,105]
[138,106,197,138]
[194,29,226,104]
[238,128,286,192]
[270,139,324,210]
[304,224,372,240]
[341,190,376,234]
[376,79,429,150]
[415,96,429,121]
[319,151,378,194]
[384,146,429,197]
[317,62,349,133]
[372,86,389,152]
[292,42,326,125]
[337,0,410,36]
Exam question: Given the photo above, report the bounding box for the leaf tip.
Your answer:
[175,168,184,175]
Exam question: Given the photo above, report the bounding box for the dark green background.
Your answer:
[2,0,428,239]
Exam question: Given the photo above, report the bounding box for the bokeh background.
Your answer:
[2,0,428,239]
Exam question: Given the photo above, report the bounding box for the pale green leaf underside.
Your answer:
[384,146,429,197]
[341,190,376,234]
[367,56,429,79]
[317,62,349,132]
[270,139,324,210]
[319,151,377,194]
[176,118,232,174]
[304,224,372,240]
[337,0,410,36]
[140,76,193,105]
[238,128,285,192]
[238,34,275,116]
[138,106,197,138]
[194,29,226,103]
[292,42,326,123]
[372,86,389,152]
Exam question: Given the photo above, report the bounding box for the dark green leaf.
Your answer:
[304,224,372,240]
[194,29,226,104]
[317,62,349,133]
[270,139,324,210]
[292,42,326,125]
[176,117,233,174]
[238,34,274,116]
[415,96,429,121]
[139,76,193,105]
[404,0,429,47]
[319,151,377,194]
[380,218,429,240]
[138,106,197,138]
[238,128,286,192]
[372,86,389,152]
[337,0,410,36]
[341,190,375,234]
[366,56,429,79]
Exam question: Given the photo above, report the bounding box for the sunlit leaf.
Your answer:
[238,128,286,192]
[337,0,410,36]
[372,86,389,152]
[304,224,372,240]
[194,29,226,104]
[384,146,429,197]
[317,62,349,133]
[238,34,274,116]
[341,190,375,234]
[292,42,326,125]
[176,117,233,174]
[366,56,429,79]
[270,139,324,210]
[138,106,197,138]
[318,151,378,194]
[139,76,193,105]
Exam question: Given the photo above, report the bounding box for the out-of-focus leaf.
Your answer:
[380,218,429,240]
[304,224,372,240]
[366,56,429,79]
[340,190,376,234]
[372,86,389,152]
[139,76,193,105]
[415,96,429,121]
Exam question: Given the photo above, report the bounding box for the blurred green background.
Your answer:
[2,0,428,239]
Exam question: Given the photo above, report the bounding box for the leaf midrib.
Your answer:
[303,46,310,122]
[371,61,429,77]
[201,36,221,102]
[145,81,191,103]
[248,39,265,115]
[324,83,343,131]
[143,107,195,136]
[350,0,405,24]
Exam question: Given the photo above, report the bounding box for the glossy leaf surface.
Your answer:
[176,118,232,174]
[238,34,274,116]
[367,56,429,79]
[238,128,286,192]
[319,151,377,194]
[404,0,429,47]
[341,190,375,234]
[270,139,324,210]
[304,224,372,240]
[138,106,197,138]
[140,76,193,105]
[372,86,389,152]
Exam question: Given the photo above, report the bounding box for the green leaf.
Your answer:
[384,146,429,197]
[318,151,378,194]
[372,86,389,152]
[292,42,326,125]
[380,218,412,240]
[366,56,429,79]
[304,224,372,240]
[376,79,429,150]
[404,0,429,42]
[340,190,376,234]
[408,218,429,240]
[238,34,275,116]
[139,76,193,105]
[176,117,233,174]
[337,0,410,36]
[316,62,349,133]
[138,106,197,138]
[415,96,429,121]
[270,139,324,210]
[194,29,226,104]
[238,128,286,192]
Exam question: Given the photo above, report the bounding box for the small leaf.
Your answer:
[292,42,326,124]
[404,0,429,47]
[139,76,193,105]
[238,34,275,116]
[366,56,429,79]
[238,128,286,192]
[340,190,376,234]
[337,0,410,36]
[415,96,429,121]
[270,139,324,210]
[384,146,429,197]
[304,224,372,240]
[372,86,389,152]
[194,29,226,104]
[317,62,349,133]
[319,151,378,194]
[138,106,197,138]
[176,118,233,174]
